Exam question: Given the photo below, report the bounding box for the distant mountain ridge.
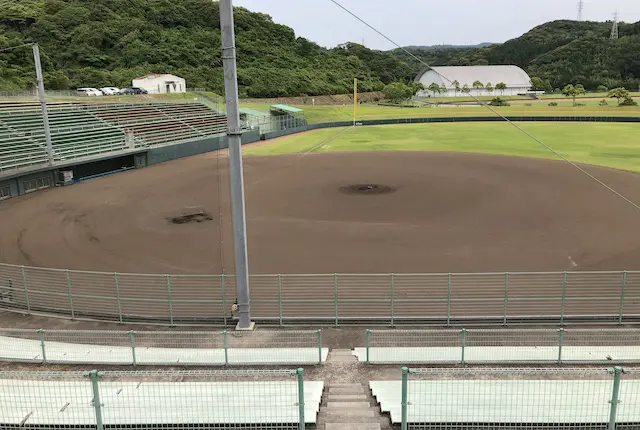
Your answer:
[402,43,494,50]
[0,1,638,96]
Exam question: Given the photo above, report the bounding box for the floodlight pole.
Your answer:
[219,0,253,330]
[32,43,54,165]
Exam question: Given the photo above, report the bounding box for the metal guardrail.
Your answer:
[362,328,640,364]
[0,264,639,325]
[0,328,324,366]
[0,369,307,429]
[399,367,639,430]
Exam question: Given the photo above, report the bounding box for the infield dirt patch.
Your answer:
[1,151,640,275]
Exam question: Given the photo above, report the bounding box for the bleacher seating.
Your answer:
[0,123,48,173]
[0,102,228,174]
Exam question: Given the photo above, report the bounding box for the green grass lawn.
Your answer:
[293,103,640,124]
[244,122,640,172]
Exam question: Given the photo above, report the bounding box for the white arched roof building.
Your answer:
[415,65,532,98]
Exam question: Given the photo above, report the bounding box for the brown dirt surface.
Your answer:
[2,151,640,274]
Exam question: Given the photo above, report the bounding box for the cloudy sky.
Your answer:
[234,0,640,50]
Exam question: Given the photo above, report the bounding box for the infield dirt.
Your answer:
[1,151,640,275]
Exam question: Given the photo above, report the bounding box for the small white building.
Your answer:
[132,74,186,94]
[415,65,532,98]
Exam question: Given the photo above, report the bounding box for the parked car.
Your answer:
[100,87,121,95]
[120,87,148,95]
[76,87,103,97]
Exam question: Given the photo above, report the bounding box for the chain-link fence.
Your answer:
[1,264,639,325]
[395,367,640,429]
[0,369,312,429]
[361,328,640,365]
[0,328,325,365]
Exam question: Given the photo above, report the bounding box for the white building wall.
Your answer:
[416,67,531,98]
[420,87,529,98]
[132,75,186,94]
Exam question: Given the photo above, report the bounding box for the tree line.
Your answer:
[1,1,639,97]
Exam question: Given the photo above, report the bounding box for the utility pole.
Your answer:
[32,43,54,165]
[611,10,619,39]
[219,0,253,330]
[577,0,584,21]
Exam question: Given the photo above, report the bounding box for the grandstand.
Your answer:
[0,102,228,174]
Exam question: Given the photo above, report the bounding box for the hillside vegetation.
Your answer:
[1,0,639,96]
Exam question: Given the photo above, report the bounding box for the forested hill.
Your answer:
[1,0,639,96]
[396,20,640,91]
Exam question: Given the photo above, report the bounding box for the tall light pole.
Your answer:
[32,43,54,165]
[219,0,253,330]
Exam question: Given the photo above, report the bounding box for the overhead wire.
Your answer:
[0,43,34,53]
[327,0,640,212]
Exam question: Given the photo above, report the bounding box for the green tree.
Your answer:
[427,82,441,96]
[409,82,425,96]
[596,85,608,93]
[485,82,494,94]
[472,80,484,95]
[462,84,471,95]
[452,80,460,97]
[608,87,630,105]
[562,83,586,106]
[383,82,411,103]
[440,83,447,95]
[495,82,507,95]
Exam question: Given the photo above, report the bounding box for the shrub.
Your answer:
[599,99,608,106]
[619,96,638,106]
[574,103,586,107]
[489,97,509,106]
[548,102,558,106]
[553,88,562,94]
[524,103,532,106]
[597,85,609,93]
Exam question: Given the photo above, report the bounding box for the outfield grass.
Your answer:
[244,122,640,172]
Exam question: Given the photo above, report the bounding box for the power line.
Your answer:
[0,43,34,53]
[326,0,640,213]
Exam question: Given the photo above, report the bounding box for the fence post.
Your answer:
[446,273,452,327]
[128,330,136,366]
[390,273,395,327]
[114,272,123,323]
[365,329,371,365]
[503,272,509,326]
[277,274,283,327]
[557,328,565,364]
[297,368,305,430]
[37,329,46,364]
[166,274,174,325]
[21,266,30,312]
[560,271,567,325]
[401,366,409,430]
[65,269,75,319]
[461,329,468,365]
[608,366,623,430]
[223,330,229,366]
[221,274,227,326]
[88,370,104,430]
[317,329,323,365]
[618,271,627,325]
[333,274,339,327]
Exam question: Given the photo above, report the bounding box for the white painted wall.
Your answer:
[132,74,186,94]
[419,87,530,98]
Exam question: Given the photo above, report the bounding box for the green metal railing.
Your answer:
[0,369,306,429]
[399,367,639,429]
[363,328,640,364]
[1,263,639,325]
[0,328,324,366]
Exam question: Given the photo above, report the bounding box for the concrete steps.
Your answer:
[318,382,382,429]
